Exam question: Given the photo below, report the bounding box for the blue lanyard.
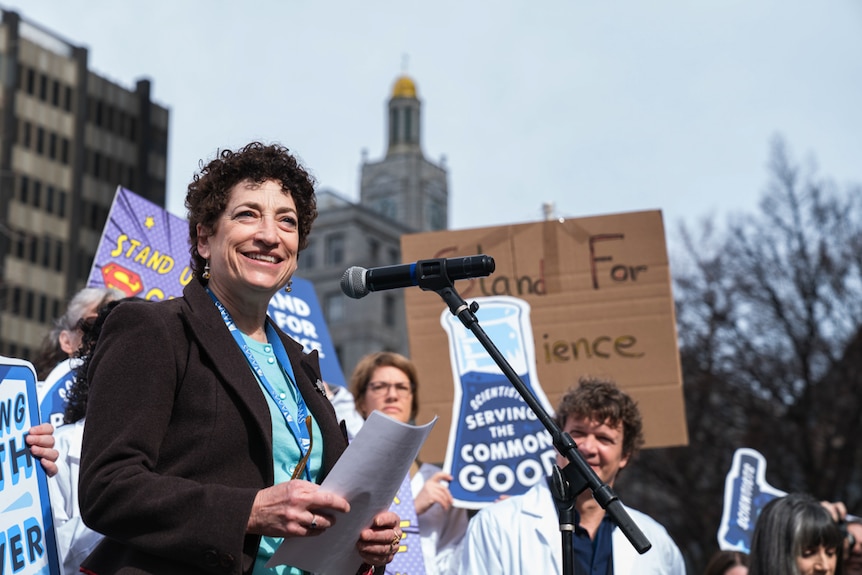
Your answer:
[206,288,313,481]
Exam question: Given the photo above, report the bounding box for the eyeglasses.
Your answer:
[367,381,412,398]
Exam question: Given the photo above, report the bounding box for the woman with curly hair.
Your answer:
[77,142,400,575]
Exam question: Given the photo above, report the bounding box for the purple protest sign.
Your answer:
[87,186,193,300]
[386,474,425,575]
[84,186,346,388]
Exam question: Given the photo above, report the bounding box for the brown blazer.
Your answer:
[79,279,351,575]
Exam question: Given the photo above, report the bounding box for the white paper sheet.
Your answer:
[267,411,437,574]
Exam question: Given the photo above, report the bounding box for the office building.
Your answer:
[0,9,169,363]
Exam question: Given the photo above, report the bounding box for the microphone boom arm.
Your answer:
[419,268,652,557]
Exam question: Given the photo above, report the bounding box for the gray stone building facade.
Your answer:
[0,10,169,361]
[299,74,449,378]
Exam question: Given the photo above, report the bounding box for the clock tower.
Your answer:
[360,74,449,233]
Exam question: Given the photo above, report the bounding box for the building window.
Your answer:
[57,190,66,217]
[28,236,38,264]
[368,239,380,265]
[36,126,45,154]
[54,242,64,272]
[38,294,47,323]
[19,176,28,203]
[302,241,315,270]
[324,292,345,323]
[404,108,412,143]
[25,290,34,319]
[325,234,345,266]
[38,74,47,101]
[383,294,396,327]
[26,68,35,95]
[41,236,51,268]
[64,86,73,112]
[22,120,31,147]
[12,287,21,314]
[32,180,41,208]
[49,133,57,159]
[61,138,70,164]
[51,79,60,107]
[14,234,25,259]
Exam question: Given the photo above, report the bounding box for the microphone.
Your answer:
[341,255,496,299]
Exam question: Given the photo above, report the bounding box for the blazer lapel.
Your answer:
[181,281,274,456]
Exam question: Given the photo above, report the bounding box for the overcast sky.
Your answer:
[11,1,862,245]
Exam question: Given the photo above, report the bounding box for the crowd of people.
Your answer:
[18,141,862,575]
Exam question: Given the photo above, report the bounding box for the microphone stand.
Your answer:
[415,261,652,574]
[550,465,576,575]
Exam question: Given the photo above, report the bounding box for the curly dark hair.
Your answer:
[65,298,131,424]
[554,376,645,460]
[185,141,318,281]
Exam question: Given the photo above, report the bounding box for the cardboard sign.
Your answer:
[402,211,688,468]
[0,356,61,575]
[85,187,345,387]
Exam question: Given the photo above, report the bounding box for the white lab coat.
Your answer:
[47,419,105,575]
[413,463,469,575]
[458,480,685,575]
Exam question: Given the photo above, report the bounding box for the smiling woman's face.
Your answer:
[197,179,299,305]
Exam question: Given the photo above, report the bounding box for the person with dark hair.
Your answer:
[846,519,862,575]
[346,351,469,575]
[457,376,685,574]
[78,142,400,575]
[703,549,749,575]
[24,287,121,480]
[32,287,123,382]
[48,298,129,575]
[749,493,844,575]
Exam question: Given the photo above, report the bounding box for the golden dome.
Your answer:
[391,75,417,99]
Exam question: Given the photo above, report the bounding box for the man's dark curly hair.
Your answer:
[185,142,318,281]
[553,376,645,460]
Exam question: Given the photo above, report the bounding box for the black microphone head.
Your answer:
[341,266,369,299]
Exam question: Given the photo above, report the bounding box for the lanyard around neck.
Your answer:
[206,287,313,481]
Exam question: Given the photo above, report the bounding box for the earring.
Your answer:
[285,279,292,293]
[202,260,211,280]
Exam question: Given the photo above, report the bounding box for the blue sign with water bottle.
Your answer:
[440,296,557,508]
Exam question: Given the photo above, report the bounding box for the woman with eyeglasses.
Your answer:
[77,143,400,575]
[346,351,469,575]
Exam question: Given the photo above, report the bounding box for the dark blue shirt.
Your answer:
[572,510,615,575]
